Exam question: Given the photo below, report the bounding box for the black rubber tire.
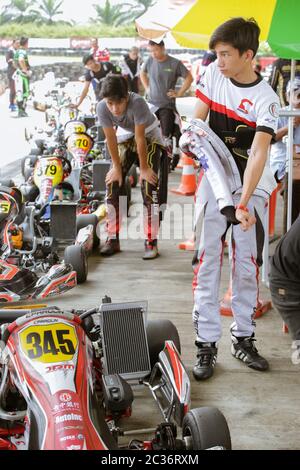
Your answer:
[182,407,232,450]
[76,213,99,248]
[128,163,138,187]
[64,244,88,284]
[146,319,181,369]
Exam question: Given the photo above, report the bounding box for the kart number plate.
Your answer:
[34,158,64,188]
[0,201,10,214]
[64,121,86,137]
[19,323,78,363]
[67,133,93,154]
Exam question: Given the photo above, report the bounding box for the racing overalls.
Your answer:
[192,62,279,342]
[13,48,30,112]
[106,122,167,242]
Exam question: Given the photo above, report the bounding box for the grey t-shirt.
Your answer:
[142,55,189,109]
[97,92,155,132]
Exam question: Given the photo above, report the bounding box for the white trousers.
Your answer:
[193,174,267,342]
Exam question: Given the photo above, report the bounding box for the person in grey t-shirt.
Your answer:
[140,40,193,168]
[97,74,167,260]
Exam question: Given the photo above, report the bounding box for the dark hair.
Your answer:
[20,37,28,47]
[82,53,95,65]
[209,17,260,56]
[100,74,128,101]
[148,40,165,48]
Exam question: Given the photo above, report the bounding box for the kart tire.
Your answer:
[128,164,138,188]
[76,213,99,248]
[182,407,231,450]
[64,244,88,284]
[0,178,15,187]
[146,319,181,369]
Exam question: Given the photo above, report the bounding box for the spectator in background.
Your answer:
[13,37,31,117]
[196,50,216,84]
[121,46,142,93]
[270,78,300,224]
[269,215,300,363]
[90,38,110,63]
[5,39,20,112]
[140,40,193,169]
[72,54,121,109]
[269,58,300,106]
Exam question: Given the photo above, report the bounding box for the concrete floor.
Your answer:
[34,170,300,450]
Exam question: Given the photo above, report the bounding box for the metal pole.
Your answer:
[287,59,296,230]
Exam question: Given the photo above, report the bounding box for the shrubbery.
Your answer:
[0,22,136,38]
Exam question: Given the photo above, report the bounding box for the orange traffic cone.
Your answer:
[220,284,272,319]
[178,234,195,251]
[269,183,282,241]
[177,153,198,170]
[171,154,197,196]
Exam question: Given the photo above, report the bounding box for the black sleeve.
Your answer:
[5,50,13,64]
[84,70,92,82]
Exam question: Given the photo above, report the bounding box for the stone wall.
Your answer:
[0,61,83,88]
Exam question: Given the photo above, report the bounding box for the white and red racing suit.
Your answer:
[191,61,279,342]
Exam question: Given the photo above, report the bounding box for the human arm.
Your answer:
[102,127,122,186]
[140,70,149,94]
[193,98,210,121]
[167,71,193,98]
[135,124,157,185]
[72,81,90,109]
[236,132,273,230]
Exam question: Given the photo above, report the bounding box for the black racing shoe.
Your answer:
[100,238,120,256]
[193,341,218,380]
[143,239,159,260]
[231,334,269,371]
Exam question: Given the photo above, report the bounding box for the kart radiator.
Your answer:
[92,161,110,195]
[100,301,151,380]
[50,201,77,242]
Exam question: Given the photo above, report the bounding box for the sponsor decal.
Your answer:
[66,445,81,450]
[237,98,253,115]
[269,102,280,118]
[55,413,83,424]
[46,364,75,373]
[59,392,72,402]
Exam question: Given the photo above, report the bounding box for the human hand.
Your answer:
[105,165,122,186]
[69,103,79,109]
[139,167,158,186]
[235,208,256,231]
[167,89,178,98]
[294,116,300,127]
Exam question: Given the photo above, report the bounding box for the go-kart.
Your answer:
[0,298,231,450]
[0,186,76,303]
[0,176,90,286]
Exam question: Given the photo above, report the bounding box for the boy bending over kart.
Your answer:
[97,74,167,260]
[189,17,280,380]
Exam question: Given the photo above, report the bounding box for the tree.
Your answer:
[132,0,157,16]
[2,0,37,23]
[91,0,134,27]
[30,0,64,24]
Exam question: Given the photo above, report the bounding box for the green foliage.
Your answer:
[0,21,136,38]
[30,0,65,25]
[2,0,37,23]
[91,0,134,27]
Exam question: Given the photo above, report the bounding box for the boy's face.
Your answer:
[214,43,253,78]
[85,59,99,72]
[149,44,165,61]
[105,97,128,116]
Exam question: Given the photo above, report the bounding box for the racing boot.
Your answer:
[143,239,158,260]
[231,332,269,371]
[100,237,120,256]
[193,341,218,380]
